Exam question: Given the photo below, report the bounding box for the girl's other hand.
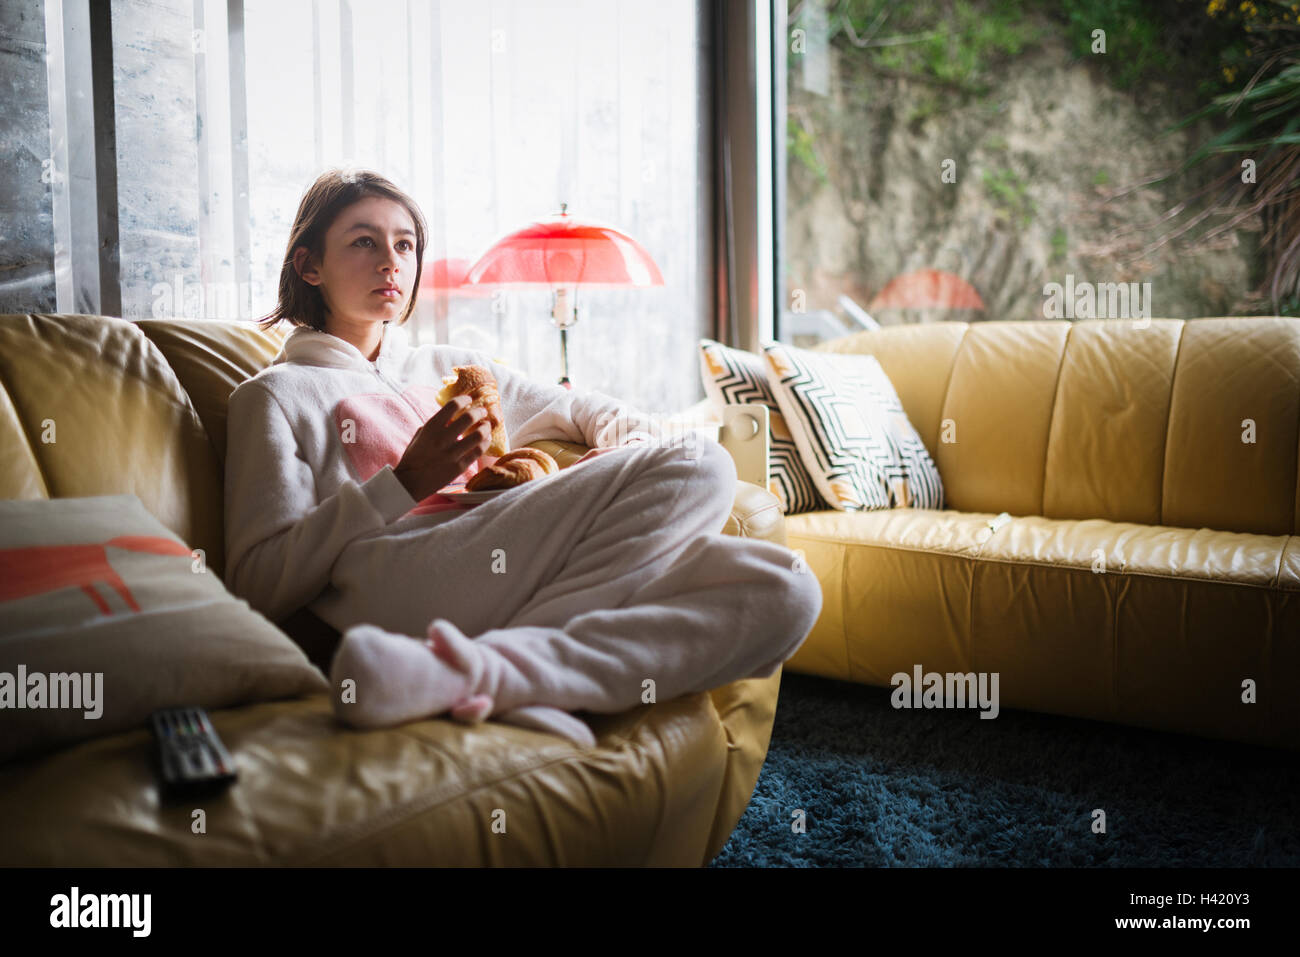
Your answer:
[573,446,623,467]
[573,433,652,467]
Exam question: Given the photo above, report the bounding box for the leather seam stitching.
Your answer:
[0,350,53,499]
[1272,535,1293,589]
[934,323,969,457]
[735,499,782,531]
[1039,322,1072,517]
[782,533,1299,591]
[841,530,852,680]
[1292,340,1300,533]
[1159,320,1187,527]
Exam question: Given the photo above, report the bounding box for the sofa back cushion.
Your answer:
[1160,317,1300,535]
[0,313,230,575]
[135,318,287,464]
[814,317,1300,535]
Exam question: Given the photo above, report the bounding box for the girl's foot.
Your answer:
[332,618,596,747]
[432,620,596,746]
[330,620,481,729]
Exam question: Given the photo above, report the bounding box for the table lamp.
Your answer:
[464,204,664,388]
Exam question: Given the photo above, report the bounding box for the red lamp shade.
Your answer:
[465,209,664,289]
[419,257,494,298]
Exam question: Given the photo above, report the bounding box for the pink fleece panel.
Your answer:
[333,384,493,516]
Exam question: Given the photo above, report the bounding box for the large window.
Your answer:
[42,0,712,414]
[244,0,708,414]
[778,0,1291,347]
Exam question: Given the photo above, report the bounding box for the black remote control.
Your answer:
[149,707,238,799]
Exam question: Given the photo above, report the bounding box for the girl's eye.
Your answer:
[353,236,412,252]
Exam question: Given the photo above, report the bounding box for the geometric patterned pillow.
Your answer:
[698,339,830,514]
[760,341,944,511]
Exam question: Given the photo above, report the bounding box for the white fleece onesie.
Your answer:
[223,320,823,741]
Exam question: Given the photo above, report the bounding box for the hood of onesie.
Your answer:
[271,320,411,375]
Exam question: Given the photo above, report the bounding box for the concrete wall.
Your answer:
[0,0,56,313]
[111,0,200,320]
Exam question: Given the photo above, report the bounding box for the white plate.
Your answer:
[436,487,513,504]
[437,472,559,503]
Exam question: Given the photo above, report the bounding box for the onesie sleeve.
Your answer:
[469,353,661,450]
[222,379,416,624]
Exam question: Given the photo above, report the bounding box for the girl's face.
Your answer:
[296,195,417,332]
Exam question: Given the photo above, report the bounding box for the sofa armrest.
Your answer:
[723,480,785,545]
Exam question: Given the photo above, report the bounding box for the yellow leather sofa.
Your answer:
[0,312,790,866]
[782,317,1300,751]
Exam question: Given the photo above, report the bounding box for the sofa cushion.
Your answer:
[783,508,1300,750]
[0,494,329,764]
[761,341,944,511]
[135,318,287,465]
[698,339,828,514]
[0,675,780,865]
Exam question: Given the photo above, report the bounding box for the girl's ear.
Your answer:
[293,246,322,286]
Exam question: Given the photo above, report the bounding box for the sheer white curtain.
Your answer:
[236,0,708,412]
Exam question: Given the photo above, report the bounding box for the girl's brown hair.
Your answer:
[258,168,427,332]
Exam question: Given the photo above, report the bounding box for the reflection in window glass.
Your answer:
[781,0,1284,348]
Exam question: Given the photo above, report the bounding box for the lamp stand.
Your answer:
[558,326,571,389]
[553,286,578,390]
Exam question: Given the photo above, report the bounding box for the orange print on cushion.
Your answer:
[0,536,193,615]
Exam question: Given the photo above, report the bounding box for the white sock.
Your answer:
[330,622,480,729]
[431,619,596,747]
[331,618,597,747]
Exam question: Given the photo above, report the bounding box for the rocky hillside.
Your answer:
[785,0,1259,328]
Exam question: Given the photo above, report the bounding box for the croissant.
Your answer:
[465,447,560,491]
[436,365,509,457]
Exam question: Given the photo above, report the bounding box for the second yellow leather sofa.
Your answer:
[782,317,1300,751]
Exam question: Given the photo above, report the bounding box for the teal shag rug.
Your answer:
[708,672,1300,867]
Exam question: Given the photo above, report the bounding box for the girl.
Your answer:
[224,168,823,747]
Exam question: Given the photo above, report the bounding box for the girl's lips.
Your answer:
[374,288,400,298]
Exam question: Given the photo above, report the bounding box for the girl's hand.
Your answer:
[573,446,623,467]
[393,395,492,501]
[573,434,652,467]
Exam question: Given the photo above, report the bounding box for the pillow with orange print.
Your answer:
[0,495,327,764]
